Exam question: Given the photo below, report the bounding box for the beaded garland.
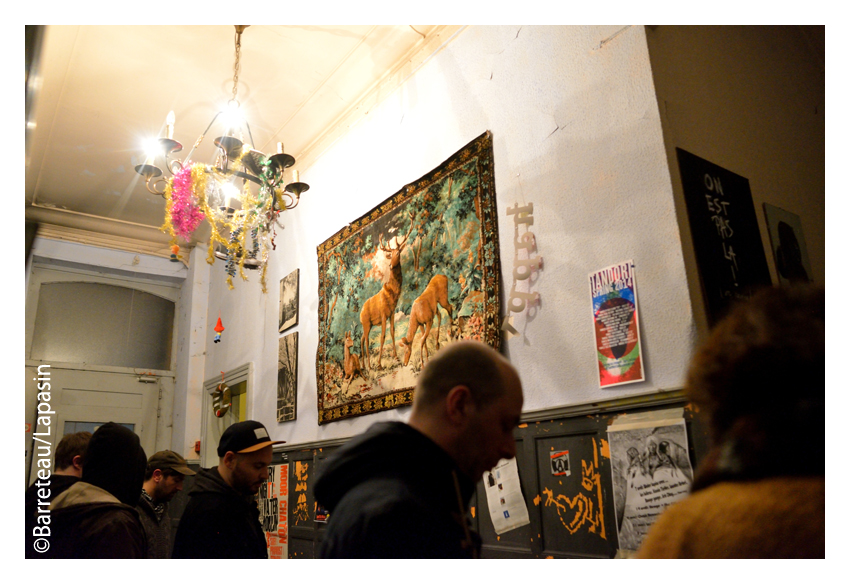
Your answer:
[159,150,284,293]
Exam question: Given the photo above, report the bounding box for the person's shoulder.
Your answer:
[339,475,421,511]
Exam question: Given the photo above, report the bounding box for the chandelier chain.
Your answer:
[231,28,242,104]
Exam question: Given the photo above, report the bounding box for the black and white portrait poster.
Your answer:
[607,409,694,551]
[764,203,814,286]
[279,269,299,333]
[277,332,298,422]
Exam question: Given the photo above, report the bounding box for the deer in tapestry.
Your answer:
[359,211,418,371]
[342,331,366,390]
[399,274,454,368]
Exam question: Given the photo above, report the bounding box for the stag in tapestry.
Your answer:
[359,211,418,372]
[316,132,502,424]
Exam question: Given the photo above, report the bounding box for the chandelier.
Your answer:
[135,25,308,292]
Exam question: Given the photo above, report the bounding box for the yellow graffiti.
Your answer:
[293,461,310,523]
[541,438,607,540]
[294,492,309,523]
[295,460,309,482]
[599,438,610,459]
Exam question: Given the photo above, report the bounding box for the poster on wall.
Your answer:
[277,332,297,422]
[483,458,530,535]
[258,462,289,559]
[676,148,772,325]
[589,260,644,388]
[315,131,502,424]
[763,203,814,286]
[279,269,299,333]
[607,410,694,552]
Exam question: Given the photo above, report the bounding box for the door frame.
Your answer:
[200,362,254,468]
[25,262,181,486]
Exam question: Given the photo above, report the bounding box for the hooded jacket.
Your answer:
[171,466,268,559]
[313,421,481,558]
[41,422,148,559]
[46,480,147,558]
[25,474,78,558]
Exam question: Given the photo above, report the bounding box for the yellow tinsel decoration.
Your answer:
[159,148,282,292]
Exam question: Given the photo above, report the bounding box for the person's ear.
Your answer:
[71,454,83,472]
[222,451,237,469]
[152,468,163,482]
[445,385,474,424]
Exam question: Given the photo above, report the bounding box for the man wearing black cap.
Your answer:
[137,450,196,558]
[172,420,284,559]
[45,422,148,558]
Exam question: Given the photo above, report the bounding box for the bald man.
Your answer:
[314,340,524,558]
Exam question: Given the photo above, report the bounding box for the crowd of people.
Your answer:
[24,284,825,559]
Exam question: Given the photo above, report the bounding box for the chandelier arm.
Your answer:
[244,118,256,152]
[145,176,167,197]
[182,111,224,166]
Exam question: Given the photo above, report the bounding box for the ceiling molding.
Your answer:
[30,215,188,262]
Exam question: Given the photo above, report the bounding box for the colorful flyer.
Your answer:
[258,463,289,559]
[589,260,644,388]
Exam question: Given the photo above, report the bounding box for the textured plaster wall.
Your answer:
[199,26,696,448]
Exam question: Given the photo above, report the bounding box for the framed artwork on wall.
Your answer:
[277,332,297,423]
[763,203,814,286]
[315,131,503,424]
[279,269,299,333]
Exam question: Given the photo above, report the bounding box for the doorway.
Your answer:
[26,366,175,484]
[200,363,253,467]
[25,263,179,485]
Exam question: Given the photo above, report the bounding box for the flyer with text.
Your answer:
[607,412,693,551]
[589,260,644,388]
[483,457,530,535]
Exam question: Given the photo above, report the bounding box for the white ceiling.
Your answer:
[25,25,444,239]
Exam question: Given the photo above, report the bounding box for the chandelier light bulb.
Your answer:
[166,110,175,139]
[143,138,161,163]
[221,181,240,209]
[221,101,243,132]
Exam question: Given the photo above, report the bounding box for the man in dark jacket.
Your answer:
[137,450,196,558]
[172,420,285,559]
[25,431,90,558]
[45,423,148,558]
[314,340,524,558]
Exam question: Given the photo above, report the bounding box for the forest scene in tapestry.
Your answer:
[316,132,502,424]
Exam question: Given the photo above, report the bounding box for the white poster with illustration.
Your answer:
[607,410,693,551]
[483,457,530,535]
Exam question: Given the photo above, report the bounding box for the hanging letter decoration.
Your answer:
[501,202,542,338]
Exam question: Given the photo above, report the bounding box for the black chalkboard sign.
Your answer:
[676,149,772,325]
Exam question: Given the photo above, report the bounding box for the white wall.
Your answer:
[198,26,696,448]
[172,246,210,460]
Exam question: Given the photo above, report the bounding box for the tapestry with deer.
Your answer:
[316,131,503,424]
